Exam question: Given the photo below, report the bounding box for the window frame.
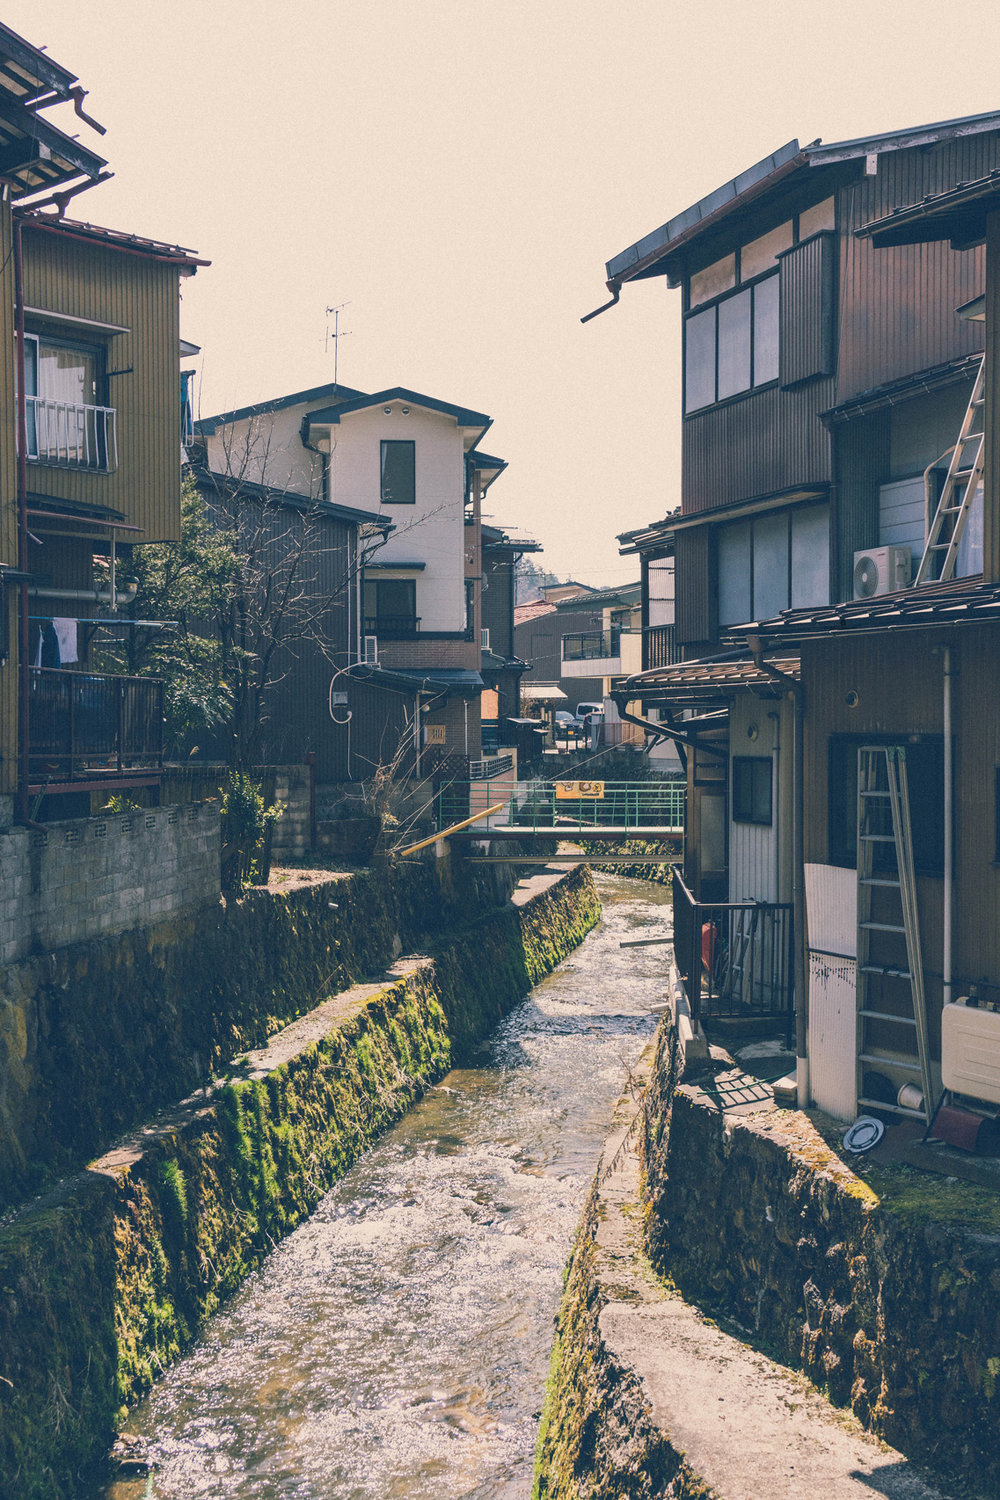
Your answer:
[715,502,830,628]
[379,439,416,505]
[732,755,773,826]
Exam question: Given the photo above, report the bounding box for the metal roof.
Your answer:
[20,212,207,266]
[193,467,387,528]
[620,652,800,704]
[722,576,1000,642]
[618,511,679,555]
[601,110,1000,296]
[305,387,492,435]
[856,168,1000,251]
[819,355,981,424]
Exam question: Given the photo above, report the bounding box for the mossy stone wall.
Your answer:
[0,857,513,1211]
[0,864,597,1499]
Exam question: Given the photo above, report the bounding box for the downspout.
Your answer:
[611,690,727,760]
[943,643,954,1010]
[14,216,29,825]
[747,637,808,1106]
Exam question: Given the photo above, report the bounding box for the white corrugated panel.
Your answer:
[942,1002,1000,1104]
[808,950,857,1121]
[804,862,856,958]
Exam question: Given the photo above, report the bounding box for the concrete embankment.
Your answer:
[533,1019,960,1500]
[0,862,598,1500]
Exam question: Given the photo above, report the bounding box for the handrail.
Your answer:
[396,801,506,857]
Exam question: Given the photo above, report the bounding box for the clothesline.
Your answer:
[29,616,178,628]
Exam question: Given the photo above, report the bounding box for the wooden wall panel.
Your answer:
[674,527,713,647]
[682,378,834,512]
[20,225,184,543]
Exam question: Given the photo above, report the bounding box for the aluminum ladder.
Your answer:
[915,354,985,585]
[855,746,934,1122]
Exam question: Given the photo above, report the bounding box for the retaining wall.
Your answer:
[0,857,513,1212]
[0,863,598,1499]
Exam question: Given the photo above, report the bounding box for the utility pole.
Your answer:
[325,302,352,387]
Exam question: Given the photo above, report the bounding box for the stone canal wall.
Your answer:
[0,862,598,1499]
[0,856,513,1211]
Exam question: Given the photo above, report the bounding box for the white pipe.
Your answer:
[943,644,954,1009]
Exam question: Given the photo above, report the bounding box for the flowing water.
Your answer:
[101,874,670,1500]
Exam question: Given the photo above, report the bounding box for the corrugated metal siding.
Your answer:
[20,226,182,542]
[681,377,834,511]
[779,233,835,387]
[832,411,889,599]
[835,134,998,401]
[337,675,417,782]
[674,527,713,646]
[728,695,778,901]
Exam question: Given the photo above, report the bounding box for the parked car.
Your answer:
[553,709,586,741]
[576,701,605,722]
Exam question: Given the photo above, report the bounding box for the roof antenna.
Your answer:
[325,301,352,387]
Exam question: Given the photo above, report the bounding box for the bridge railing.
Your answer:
[671,864,793,1040]
[435,779,685,834]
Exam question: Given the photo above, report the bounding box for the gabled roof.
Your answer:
[197,383,368,436]
[304,387,492,438]
[513,599,557,625]
[598,110,1000,300]
[721,575,1000,642]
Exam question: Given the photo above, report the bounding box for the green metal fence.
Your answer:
[435,779,685,834]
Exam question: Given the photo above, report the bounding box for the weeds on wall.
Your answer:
[221,770,280,890]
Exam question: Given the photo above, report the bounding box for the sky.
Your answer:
[14,0,1000,585]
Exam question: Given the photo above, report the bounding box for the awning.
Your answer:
[521,682,568,702]
[619,652,800,708]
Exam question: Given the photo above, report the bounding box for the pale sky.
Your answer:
[14,0,1000,584]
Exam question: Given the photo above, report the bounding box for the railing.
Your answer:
[28,667,163,784]
[436,778,685,833]
[644,624,679,671]
[671,865,793,1037]
[363,614,420,639]
[26,396,118,471]
[469,752,514,781]
[562,627,623,662]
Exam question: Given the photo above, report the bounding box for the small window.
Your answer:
[828,737,945,874]
[733,756,773,825]
[380,440,415,504]
[798,197,836,239]
[689,253,736,308]
[741,221,793,280]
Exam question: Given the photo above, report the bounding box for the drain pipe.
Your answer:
[747,637,808,1106]
[14,216,29,826]
[943,644,954,1010]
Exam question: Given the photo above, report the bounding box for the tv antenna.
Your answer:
[325,301,352,387]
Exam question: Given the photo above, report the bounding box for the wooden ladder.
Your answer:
[855,746,934,1122]
[915,354,985,585]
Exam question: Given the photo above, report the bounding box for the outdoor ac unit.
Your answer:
[362,634,379,665]
[853,546,911,600]
[480,627,491,651]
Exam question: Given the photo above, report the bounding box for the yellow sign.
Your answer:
[424,724,447,745]
[555,780,605,799]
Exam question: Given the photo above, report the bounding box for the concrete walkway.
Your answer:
[588,1055,974,1500]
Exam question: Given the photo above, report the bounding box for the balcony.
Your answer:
[28,668,163,791]
[562,627,621,662]
[26,395,118,472]
[560,627,640,679]
[363,614,420,640]
[644,623,679,671]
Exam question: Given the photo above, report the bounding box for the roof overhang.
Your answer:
[663,487,828,537]
[857,168,1000,252]
[304,388,492,453]
[719,576,1000,644]
[618,652,800,709]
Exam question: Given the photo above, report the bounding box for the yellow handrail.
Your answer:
[395,802,506,858]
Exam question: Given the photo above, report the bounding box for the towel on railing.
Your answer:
[52,617,78,664]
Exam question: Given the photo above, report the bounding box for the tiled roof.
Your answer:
[621,652,800,701]
[21,213,207,266]
[724,576,1000,641]
[513,600,557,625]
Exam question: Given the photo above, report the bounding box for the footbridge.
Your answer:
[399,779,684,864]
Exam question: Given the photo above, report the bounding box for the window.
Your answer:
[716,504,829,627]
[828,736,946,874]
[23,331,110,469]
[684,273,778,413]
[363,577,417,637]
[380,440,415,504]
[733,756,772,825]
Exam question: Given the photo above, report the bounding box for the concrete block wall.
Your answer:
[0,801,220,964]
[270,764,313,861]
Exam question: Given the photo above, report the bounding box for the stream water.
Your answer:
[100,874,670,1500]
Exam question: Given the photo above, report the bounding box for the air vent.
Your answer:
[853,546,911,600]
[362,634,379,664]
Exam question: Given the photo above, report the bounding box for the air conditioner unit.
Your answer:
[362,634,379,665]
[853,545,911,600]
[480,627,491,651]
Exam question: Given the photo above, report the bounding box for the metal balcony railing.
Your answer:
[25,395,118,472]
[644,624,679,670]
[28,667,163,786]
[561,627,623,662]
[671,865,793,1038]
[363,614,420,639]
[436,778,685,833]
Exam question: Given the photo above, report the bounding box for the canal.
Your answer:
[101,873,670,1500]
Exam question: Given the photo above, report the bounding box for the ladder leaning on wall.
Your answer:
[855,745,934,1123]
[916,353,986,585]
